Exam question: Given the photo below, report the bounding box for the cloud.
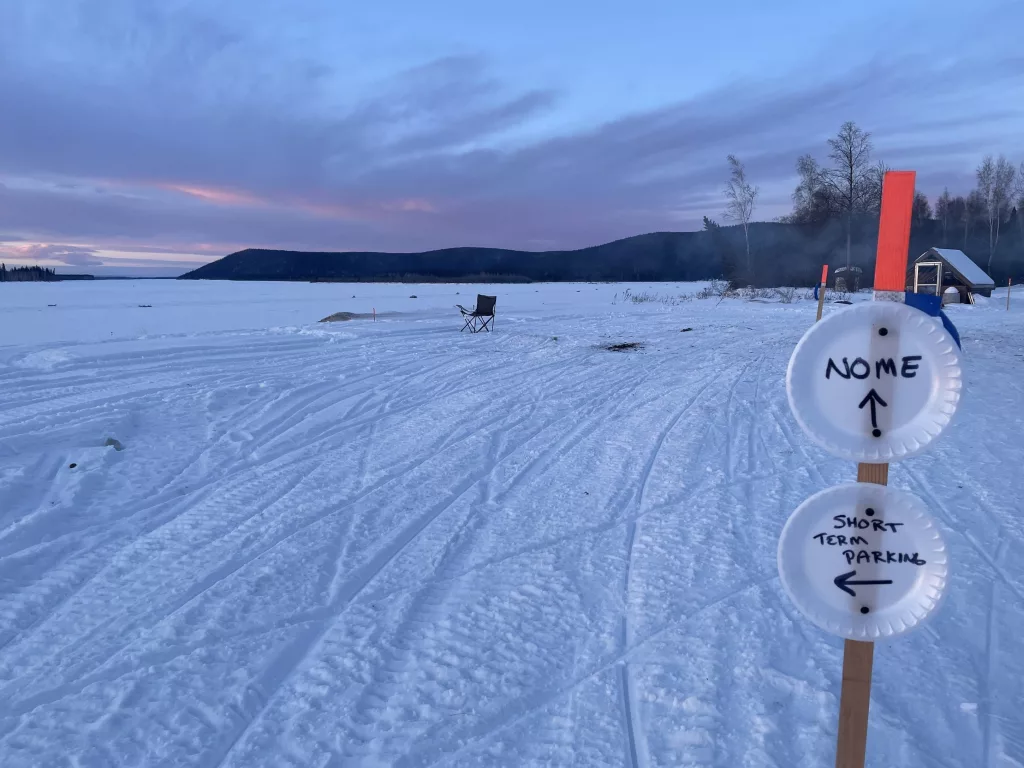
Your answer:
[1,1,1022,257]
[0,243,105,266]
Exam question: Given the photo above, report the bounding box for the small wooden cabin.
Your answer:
[908,248,995,304]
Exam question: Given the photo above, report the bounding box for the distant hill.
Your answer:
[180,231,723,284]
[178,220,1019,287]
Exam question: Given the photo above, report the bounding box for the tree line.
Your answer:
[720,122,1024,286]
[0,264,60,282]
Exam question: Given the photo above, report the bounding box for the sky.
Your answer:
[2,0,1023,276]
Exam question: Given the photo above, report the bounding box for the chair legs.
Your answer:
[459,314,494,333]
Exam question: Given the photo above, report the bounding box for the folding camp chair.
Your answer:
[457,294,496,333]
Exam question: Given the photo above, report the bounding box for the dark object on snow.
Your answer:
[104,437,125,451]
[48,304,57,307]
[138,304,152,308]
[320,312,357,322]
[409,295,418,298]
[835,300,853,305]
[680,327,693,332]
[602,341,645,352]
[833,265,863,293]
[457,294,496,333]
[69,463,77,469]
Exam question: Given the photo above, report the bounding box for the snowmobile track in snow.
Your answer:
[1,282,1023,767]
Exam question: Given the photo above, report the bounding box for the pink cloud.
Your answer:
[0,243,104,266]
[147,180,440,221]
[384,198,437,213]
[156,183,267,207]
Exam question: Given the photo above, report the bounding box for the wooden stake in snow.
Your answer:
[1008,279,1013,311]
[782,171,959,768]
[835,170,916,768]
[816,264,829,322]
[833,465,886,768]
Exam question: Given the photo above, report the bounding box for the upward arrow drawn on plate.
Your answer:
[858,389,888,429]
[833,570,894,597]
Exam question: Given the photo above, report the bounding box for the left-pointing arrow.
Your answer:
[833,570,894,597]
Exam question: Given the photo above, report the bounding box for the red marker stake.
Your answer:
[816,264,829,322]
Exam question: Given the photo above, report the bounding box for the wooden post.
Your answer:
[836,637,875,768]
[1008,279,1013,311]
[816,264,829,322]
[833,171,915,768]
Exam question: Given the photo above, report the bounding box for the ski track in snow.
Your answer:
[0,281,1022,767]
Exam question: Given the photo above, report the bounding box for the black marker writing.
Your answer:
[875,358,897,377]
[901,355,922,378]
[841,550,926,566]
[814,533,870,547]
[824,355,923,380]
[849,358,870,379]
[826,357,851,379]
[832,515,904,533]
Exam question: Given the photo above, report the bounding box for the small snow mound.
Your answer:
[13,349,74,370]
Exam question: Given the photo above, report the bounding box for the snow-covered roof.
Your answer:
[920,248,995,288]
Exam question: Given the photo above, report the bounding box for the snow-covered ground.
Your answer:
[1,280,1022,767]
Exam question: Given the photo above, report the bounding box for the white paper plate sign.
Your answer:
[777,483,948,641]
[786,301,963,463]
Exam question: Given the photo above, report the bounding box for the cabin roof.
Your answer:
[914,248,995,288]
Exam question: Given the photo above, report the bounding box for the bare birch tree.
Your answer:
[1016,162,1024,264]
[822,122,874,270]
[977,155,1017,270]
[936,188,952,246]
[977,156,997,268]
[866,160,890,214]
[912,191,932,225]
[789,155,833,223]
[992,156,1016,269]
[723,154,759,277]
[964,190,983,248]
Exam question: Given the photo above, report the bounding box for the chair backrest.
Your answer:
[475,294,496,315]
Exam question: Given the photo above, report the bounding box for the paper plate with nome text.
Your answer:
[786,301,963,463]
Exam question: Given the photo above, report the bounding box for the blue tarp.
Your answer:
[903,291,962,349]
